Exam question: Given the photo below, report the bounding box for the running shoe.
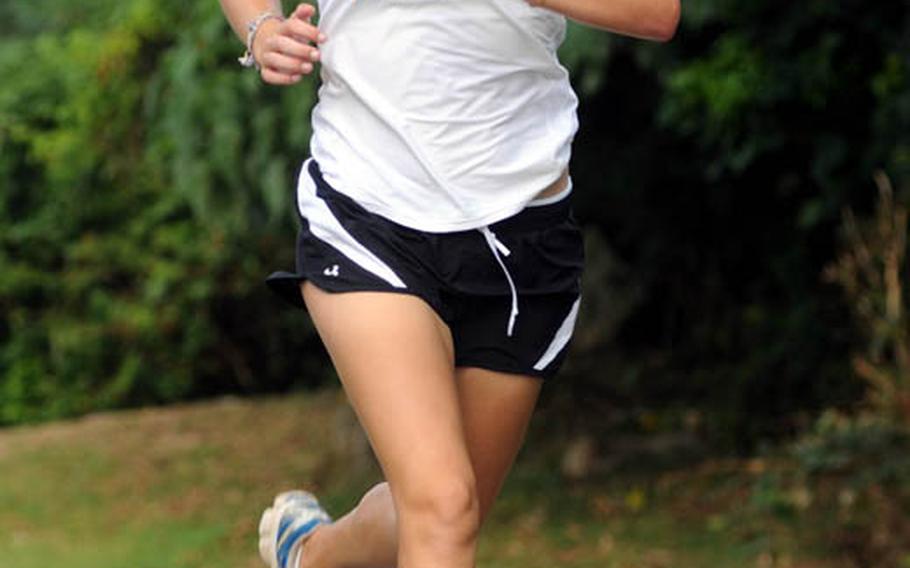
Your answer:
[258,490,332,568]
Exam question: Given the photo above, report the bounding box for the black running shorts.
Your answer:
[265,159,585,379]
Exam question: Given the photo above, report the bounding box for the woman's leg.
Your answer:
[298,285,543,568]
[297,282,477,568]
[455,366,542,521]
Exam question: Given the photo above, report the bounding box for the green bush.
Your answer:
[565,0,908,450]
[792,411,909,567]
[824,173,910,425]
[0,0,328,423]
[752,174,910,567]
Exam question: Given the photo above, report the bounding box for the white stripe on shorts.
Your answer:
[533,296,581,371]
[296,159,408,289]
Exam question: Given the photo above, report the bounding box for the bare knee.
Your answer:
[396,473,480,545]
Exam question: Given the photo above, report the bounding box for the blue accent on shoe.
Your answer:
[277,518,324,568]
[277,516,293,542]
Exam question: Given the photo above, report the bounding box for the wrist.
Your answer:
[238,11,284,70]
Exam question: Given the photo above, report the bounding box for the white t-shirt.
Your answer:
[309,0,579,232]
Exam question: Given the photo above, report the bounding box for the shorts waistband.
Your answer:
[306,159,572,236]
[489,191,572,234]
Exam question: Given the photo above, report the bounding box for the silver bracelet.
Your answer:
[238,11,285,71]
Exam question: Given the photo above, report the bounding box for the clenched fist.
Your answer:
[252,3,326,85]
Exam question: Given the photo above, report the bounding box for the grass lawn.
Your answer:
[0,392,848,567]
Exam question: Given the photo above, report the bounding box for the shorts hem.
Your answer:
[453,358,556,380]
[265,271,452,324]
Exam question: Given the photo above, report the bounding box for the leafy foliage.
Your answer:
[0,0,327,423]
[824,173,910,423]
[1,0,909,452]
[784,410,910,567]
[565,0,909,449]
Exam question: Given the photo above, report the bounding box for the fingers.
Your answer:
[260,67,302,86]
[291,3,328,43]
[289,3,327,43]
[256,3,327,86]
[261,50,315,75]
[263,35,320,63]
[291,3,316,22]
[282,16,326,45]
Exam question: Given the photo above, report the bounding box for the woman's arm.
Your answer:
[218,1,326,85]
[529,0,681,42]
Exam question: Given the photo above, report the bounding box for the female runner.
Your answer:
[217,1,679,567]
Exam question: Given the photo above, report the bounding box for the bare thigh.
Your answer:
[300,282,474,504]
[456,367,542,522]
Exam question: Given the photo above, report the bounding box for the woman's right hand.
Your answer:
[252,3,327,85]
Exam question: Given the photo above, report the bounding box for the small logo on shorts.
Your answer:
[323,264,340,277]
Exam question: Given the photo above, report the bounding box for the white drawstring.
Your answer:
[479,226,519,336]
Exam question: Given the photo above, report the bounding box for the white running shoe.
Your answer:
[258,490,332,568]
